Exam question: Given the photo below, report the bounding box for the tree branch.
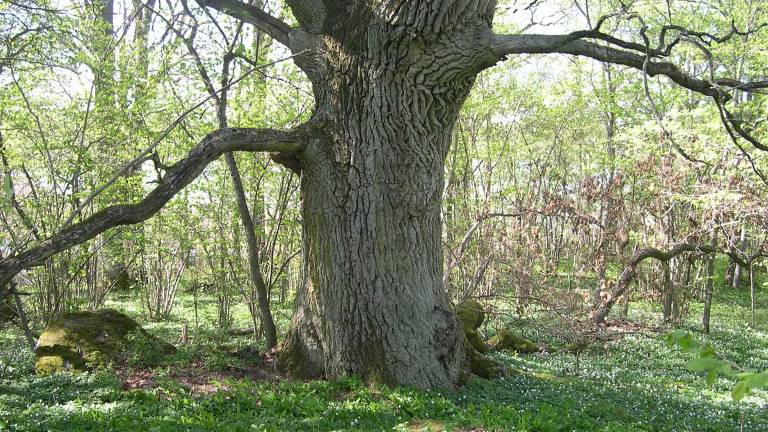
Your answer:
[490,33,760,100]
[198,0,292,47]
[0,124,318,291]
[591,241,765,323]
[59,50,307,229]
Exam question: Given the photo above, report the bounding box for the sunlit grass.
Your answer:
[1,285,767,431]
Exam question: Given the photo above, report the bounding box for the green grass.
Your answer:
[1,286,767,431]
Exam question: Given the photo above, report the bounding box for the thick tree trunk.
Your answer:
[280,82,467,387]
[276,10,496,387]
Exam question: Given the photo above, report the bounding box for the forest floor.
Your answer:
[1,288,767,431]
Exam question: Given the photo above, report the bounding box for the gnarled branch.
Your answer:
[591,242,765,323]
[491,34,750,100]
[491,31,768,152]
[0,124,318,291]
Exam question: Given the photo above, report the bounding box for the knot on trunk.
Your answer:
[270,152,303,174]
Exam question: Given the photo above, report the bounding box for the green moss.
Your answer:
[33,356,69,375]
[561,342,590,354]
[464,329,487,354]
[34,309,175,375]
[465,345,507,379]
[455,299,484,331]
[455,299,488,353]
[488,329,539,353]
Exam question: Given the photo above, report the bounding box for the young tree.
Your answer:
[1,0,766,388]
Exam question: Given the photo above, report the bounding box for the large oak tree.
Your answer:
[1,0,766,388]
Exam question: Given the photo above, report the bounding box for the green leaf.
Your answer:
[686,357,717,372]
[746,372,768,388]
[677,334,700,352]
[732,382,750,401]
[699,343,716,358]
[717,363,734,377]
[706,369,717,387]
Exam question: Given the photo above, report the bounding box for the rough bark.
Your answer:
[270,1,498,388]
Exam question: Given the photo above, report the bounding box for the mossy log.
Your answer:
[34,309,175,374]
[487,329,539,353]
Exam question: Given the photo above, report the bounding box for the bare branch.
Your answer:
[443,211,529,287]
[493,34,730,99]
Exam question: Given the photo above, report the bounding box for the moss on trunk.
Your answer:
[456,299,488,354]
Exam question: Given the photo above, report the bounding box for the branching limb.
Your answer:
[666,33,768,176]
[59,51,306,229]
[0,123,320,291]
[492,34,740,99]
[491,9,768,100]
[591,241,765,323]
